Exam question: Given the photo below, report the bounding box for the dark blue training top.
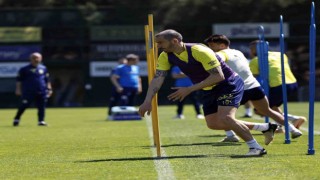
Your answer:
[17,64,49,94]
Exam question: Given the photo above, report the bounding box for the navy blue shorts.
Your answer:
[269,83,298,107]
[240,86,265,105]
[201,75,244,116]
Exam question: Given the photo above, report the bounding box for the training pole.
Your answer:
[144,14,161,157]
[280,15,290,144]
[308,2,316,155]
[257,26,269,123]
[144,25,157,144]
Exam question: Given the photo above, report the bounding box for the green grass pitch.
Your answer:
[0,102,319,179]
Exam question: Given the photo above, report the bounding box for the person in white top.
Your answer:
[204,34,302,142]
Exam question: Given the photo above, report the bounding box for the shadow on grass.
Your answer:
[141,142,242,148]
[160,142,242,147]
[75,153,266,163]
[199,133,263,138]
[75,154,208,163]
[90,119,143,123]
[230,155,264,158]
[206,154,263,158]
[198,134,226,138]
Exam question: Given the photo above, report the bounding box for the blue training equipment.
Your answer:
[308,1,316,155]
[110,106,142,121]
[257,26,269,123]
[280,15,290,144]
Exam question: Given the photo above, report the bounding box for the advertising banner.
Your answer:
[91,26,145,41]
[90,61,148,77]
[0,27,42,42]
[213,23,289,38]
[91,43,146,59]
[0,45,41,61]
[0,62,28,78]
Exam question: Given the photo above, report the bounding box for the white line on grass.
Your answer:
[145,116,176,180]
[300,127,320,135]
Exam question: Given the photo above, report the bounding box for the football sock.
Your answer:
[245,108,252,116]
[252,123,269,131]
[225,130,236,137]
[246,139,263,149]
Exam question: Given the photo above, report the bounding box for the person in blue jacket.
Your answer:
[110,54,142,106]
[107,57,128,119]
[13,52,52,126]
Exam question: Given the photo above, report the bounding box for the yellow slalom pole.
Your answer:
[144,25,158,145]
[147,15,158,145]
[147,14,161,157]
[144,25,152,84]
[144,22,161,157]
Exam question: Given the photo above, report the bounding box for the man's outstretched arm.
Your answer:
[139,70,168,116]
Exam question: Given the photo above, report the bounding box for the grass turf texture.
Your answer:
[0,102,319,179]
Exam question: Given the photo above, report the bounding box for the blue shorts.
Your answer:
[201,75,244,116]
[269,83,298,107]
[21,91,47,106]
[240,86,265,105]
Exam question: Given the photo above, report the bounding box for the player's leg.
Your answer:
[36,93,48,126]
[206,106,266,155]
[173,98,185,119]
[285,83,307,129]
[189,91,204,119]
[269,83,307,132]
[222,87,276,144]
[203,76,266,155]
[126,87,138,106]
[252,96,302,138]
[108,88,121,119]
[13,94,33,126]
[222,120,276,144]
[286,114,307,129]
[119,87,130,106]
[243,101,253,118]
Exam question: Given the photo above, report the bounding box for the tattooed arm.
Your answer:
[143,70,168,102]
[139,69,168,116]
[188,66,225,92]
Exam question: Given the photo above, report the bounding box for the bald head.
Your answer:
[155,29,183,42]
[30,52,42,66]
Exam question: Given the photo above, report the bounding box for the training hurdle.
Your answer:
[277,2,316,150]
[279,15,291,144]
[257,26,269,123]
[144,14,161,157]
[308,2,316,155]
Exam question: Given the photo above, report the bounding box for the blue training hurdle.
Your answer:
[279,15,291,144]
[257,26,269,123]
[308,1,316,155]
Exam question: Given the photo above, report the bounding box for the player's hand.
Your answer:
[47,90,53,98]
[139,101,152,117]
[15,89,21,96]
[116,87,123,93]
[167,87,192,102]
